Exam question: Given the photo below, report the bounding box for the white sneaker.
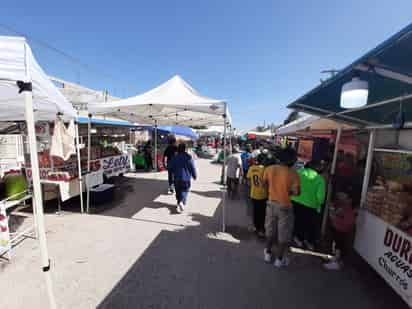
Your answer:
[264,249,272,263]
[176,203,181,213]
[178,202,185,213]
[274,257,290,268]
[293,237,303,248]
[323,260,342,270]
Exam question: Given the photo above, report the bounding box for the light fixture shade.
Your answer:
[340,77,369,109]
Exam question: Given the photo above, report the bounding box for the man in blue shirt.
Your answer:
[168,143,197,213]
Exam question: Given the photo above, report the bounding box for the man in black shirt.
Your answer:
[163,136,178,193]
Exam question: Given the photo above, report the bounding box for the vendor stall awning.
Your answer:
[288,22,412,128]
[276,114,354,136]
[87,75,230,126]
[0,36,77,121]
[136,124,198,140]
[76,117,136,127]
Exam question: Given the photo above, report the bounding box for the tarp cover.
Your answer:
[287,22,412,127]
[276,114,354,136]
[87,75,229,126]
[0,36,77,121]
[135,124,198,140]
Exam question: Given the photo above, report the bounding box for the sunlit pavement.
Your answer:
[0,159,408,308]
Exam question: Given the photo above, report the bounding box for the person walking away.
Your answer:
[263,148,300,268]
[163,136,178,194]
[168,143,197,213]
[241,145,253,181]
[291,160,326,251]
[226,149,243,199]
[247,154,268,238]
[143,141,153,171]
[323,195,356,270]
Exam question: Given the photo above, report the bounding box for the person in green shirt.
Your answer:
[291,160,326,251]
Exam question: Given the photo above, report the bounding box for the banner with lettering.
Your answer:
[99,154,129,177]
[355,210,412,305]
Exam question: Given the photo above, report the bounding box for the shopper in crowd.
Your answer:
[241,144,253,178]
[291,160,326,251]
[168,143,197,213]
[263,148,300,268]
[247,154,268,238]
[143,140,153,171]
[163,136,178,194]
[323,194,356,270]
[226,148,243,199]
[335,152,355,194]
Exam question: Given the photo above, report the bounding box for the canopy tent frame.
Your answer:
[86,75,230,231]
[22,85,57,308]
[0,36,79,309]
[292,103,376,126]
[284,22,412,306]
[222,104,228,232]
[74,122,84,213]
[321,126,342,236]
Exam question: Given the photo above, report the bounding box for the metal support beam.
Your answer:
[222,103,228,232]
[360,130,376,208]
[23,84,57,309]
[321,126,342,237]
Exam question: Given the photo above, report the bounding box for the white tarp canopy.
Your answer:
[276,114,354,136]
[196,126,225,136]
[87,75,230,126]
[0,36,77,121]
[0,36,78,308]
[247,130,273,137]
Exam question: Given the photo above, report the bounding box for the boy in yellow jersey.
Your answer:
[247,154,268,238]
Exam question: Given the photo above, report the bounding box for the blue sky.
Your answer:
[1,1,411,130]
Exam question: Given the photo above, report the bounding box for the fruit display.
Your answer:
[366,181,412,234]
[3,173,28,200]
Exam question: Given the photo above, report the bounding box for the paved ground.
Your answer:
[0,159,408,308]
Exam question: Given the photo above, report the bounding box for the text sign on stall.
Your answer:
[355,210,412,305]
[100,154,129,177]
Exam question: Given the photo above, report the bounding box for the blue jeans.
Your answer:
[167,168,174,187]
[175,180,190,205]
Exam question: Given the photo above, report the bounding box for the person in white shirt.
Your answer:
[226,149,243,199]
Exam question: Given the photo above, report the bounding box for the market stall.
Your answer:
[0,36,78,308]
[287,22,412,306]
[87,75,231,231]
[276,114,359,162]
[132,124,199,171]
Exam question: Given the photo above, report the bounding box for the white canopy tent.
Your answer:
[87,75,231,231]
[276,114,353,136]
[246,130,273,137]
[87,75,230,126]
[196,126,225,136]
[0,36,78,308]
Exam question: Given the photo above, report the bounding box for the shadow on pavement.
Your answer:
[96,208,408,309]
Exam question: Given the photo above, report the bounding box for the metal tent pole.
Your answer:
[222,103,228,232]
[75,122,84,213]
[86,114,91,213]
[321,126,342,237]
[360,130,376,208]
[22,84,57,309]
[154,120,158,172]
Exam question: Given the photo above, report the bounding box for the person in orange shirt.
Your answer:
[263,148,300,268]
